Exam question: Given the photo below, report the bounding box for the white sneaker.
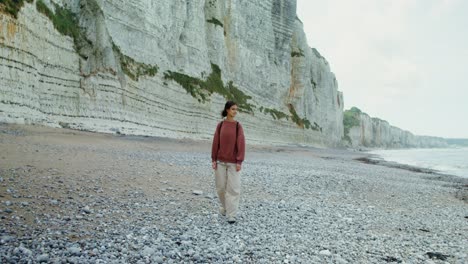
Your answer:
[219,207,226,216]
[227,216,236,224]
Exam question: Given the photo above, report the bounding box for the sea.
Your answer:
[369,147,468,178]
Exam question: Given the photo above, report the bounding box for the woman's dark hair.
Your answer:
[221,101,237,117]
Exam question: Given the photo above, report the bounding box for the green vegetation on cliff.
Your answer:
[164,63,255,113]
[288,104,321,131]
[291,48,304,57]
[35,0,158,81]
[36,0,80,41]
[343,107,362,142]
[0,0,33,18]
[259,107,289,121]
[206,17,223,28]
[112,44,158,81]
[258,104,320,131]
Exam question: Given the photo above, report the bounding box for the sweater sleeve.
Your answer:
[236,123,245,165]
[211,122,221,162]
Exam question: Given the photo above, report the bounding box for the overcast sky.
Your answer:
[296,0,468,138]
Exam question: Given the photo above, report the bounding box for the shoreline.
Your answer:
[1,123,467,263]
[355,155,468,204]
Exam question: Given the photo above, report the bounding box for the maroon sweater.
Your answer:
[211,120,245,165]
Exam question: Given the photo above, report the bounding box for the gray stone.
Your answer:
[67,246,82,256]
[141,246,155,256]
[192,190,203,195]
[153,256,164,263]
[0,235,15,243]
[18,246,32,256]
[319,250,332,256]
[37,254,49,263]
[82,206,92,214]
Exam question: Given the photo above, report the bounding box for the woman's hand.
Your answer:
[212,161,217,170]
[236,164,241,172]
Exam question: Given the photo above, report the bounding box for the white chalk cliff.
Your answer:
[344,108,447,148]
[0,0,445,148]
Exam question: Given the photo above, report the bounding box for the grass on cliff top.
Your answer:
[0,0,33,18]
[164,63,255,113]
[343,107,362,142]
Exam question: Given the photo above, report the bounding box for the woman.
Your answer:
[211,101,245,224]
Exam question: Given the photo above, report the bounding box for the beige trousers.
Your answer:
[215,161,241,218]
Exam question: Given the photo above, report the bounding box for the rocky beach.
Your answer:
[0,123,467,263]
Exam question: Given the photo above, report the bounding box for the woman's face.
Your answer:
[227,105,238,118]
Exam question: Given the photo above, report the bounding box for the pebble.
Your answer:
[82,206,92,214]
[37,254,49,263]
[192,190,203,195]
[141,246,155,256]
[154,256,164,263]
[67,246,82,256]
[0,235,15,243]
[16,246,32,256]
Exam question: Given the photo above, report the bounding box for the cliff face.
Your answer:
[0,0,343,146]
[344,108,447,148]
